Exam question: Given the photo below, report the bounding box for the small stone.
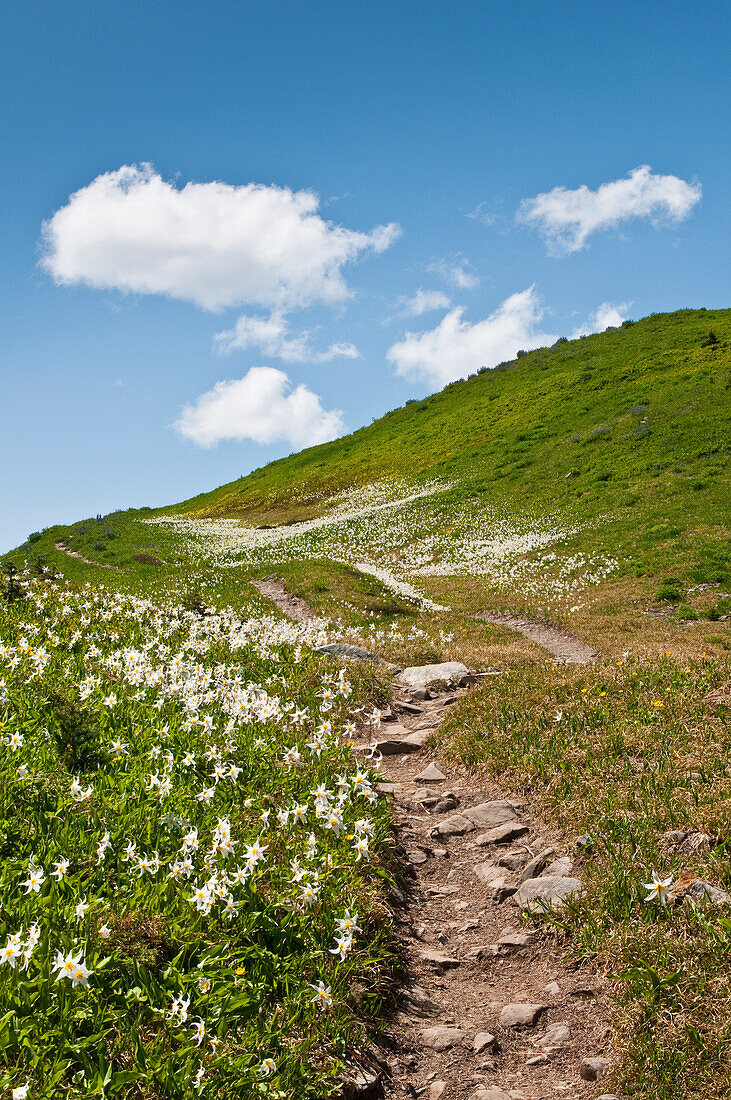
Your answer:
[473,1031,499,1054]
[464,800,519,829]
[434,794,460,813]
[570,985,596,998]
[469,1088,512,1100]
[417,949,461,971]
[497,852,529,870]
[517,848,555,884]
[682,877,731,906]
[542,855,573,878]
[497,932,535,949]
[432,813,474,837]
[420,1026,467,1051]
[474,822,530,846]
[428,1081,447,1100]
[534,1022,571,1051]
[514,876,581,911]
[433,848,449,858]
[580,1057,608,1082]
[525,1054,549,1066]
[544,981,560,996]
[499,1003,547,1028]
[415,763,447,782]
[406,849,429,865]
[596,1096,622,1100]
[403,729,432,749]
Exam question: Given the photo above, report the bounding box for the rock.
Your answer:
[434,847,448,858]
[420,1026,467,1051]
[473,1031,499,1054]
[432,813,474,837]
[375,781,399,795]
[474,822,530,846]
[473,866,516,901]
[314,642,399,669]
[465,800,519,829]
[469,1089,512,1100]
[517,848,555,883]
[403,728,433,749]
[395,700,423,715]
[497,852,529,871]
[596,1096,622,1100]
[544,981,560,997]
[514,876,581,911]
[580,1057,608,1081]
[369,736,422,756]
[397,662,472,690]
[413,787,438,802]
[499,1003,547,1028]
[497,932,535,949]
[417,949,461,971]
[676,874,731,906]
[534,1022,571,1051]
[525,1054,549,1066]
[434,795,459,813]
[542,855,573,877]
[415,762,447,782]
[428,1081,447,1100]
[570,985,597,998]
[407,849,429,865]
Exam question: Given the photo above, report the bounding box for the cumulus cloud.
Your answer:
[42,163,401,311]
[571,301,632,338]
[387,286,556,387]
[174,366,345,448]
[214,311,360,362]
[517,165,702,255]
[426,256,479,290]
[396,288,452,317]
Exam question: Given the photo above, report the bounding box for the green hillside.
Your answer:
[172,307,730,539]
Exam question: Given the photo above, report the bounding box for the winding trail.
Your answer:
[476,611,599,665]
[54,540,120,570]
[252,578,613,1095]
[249,577,317,622]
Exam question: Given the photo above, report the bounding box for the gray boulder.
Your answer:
[514,876,581,911]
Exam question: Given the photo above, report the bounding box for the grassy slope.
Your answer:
[4,308,731,1098]
[170,308,730,544]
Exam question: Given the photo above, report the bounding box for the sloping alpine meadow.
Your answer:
[0,568,395,1099]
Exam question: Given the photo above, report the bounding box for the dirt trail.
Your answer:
[54,540,120,570]
[249,577,317,622]
[476,611,599,665]
[352,691,613,1099]
[250,579,614,1094]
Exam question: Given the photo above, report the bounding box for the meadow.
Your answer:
[0,568,394,1099]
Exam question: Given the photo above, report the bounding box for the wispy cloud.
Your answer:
[387,286,556,387]
[517,165,701,255]
[426,255,479,290]
[571,301,632,338]
[42,163,401,312]
[174,366,344,448]
[394,288,452,318]
[214,311,360,363]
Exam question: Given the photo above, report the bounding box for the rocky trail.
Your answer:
[245,580,616,1097]
[54,540,120,569]
[348,667,616,1100]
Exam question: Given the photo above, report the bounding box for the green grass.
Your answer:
[3,307,731,1098]
[439,655,731,1098]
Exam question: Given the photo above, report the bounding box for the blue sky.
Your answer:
[2,0,729,552]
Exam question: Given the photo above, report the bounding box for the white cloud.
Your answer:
[42,163,401,312]
[174,366,345,448]
[517,165,702,255]
[387,286,556,387]
[571,301,632,338]
[397,288,452,317]
[214,311,360,362]
[426,256,479,290]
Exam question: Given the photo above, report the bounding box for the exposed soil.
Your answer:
[249,577,318,622]
[476,612,599,665]
[54,540,120,570]
[354,691,614,1100]
[246,578,615,1095]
